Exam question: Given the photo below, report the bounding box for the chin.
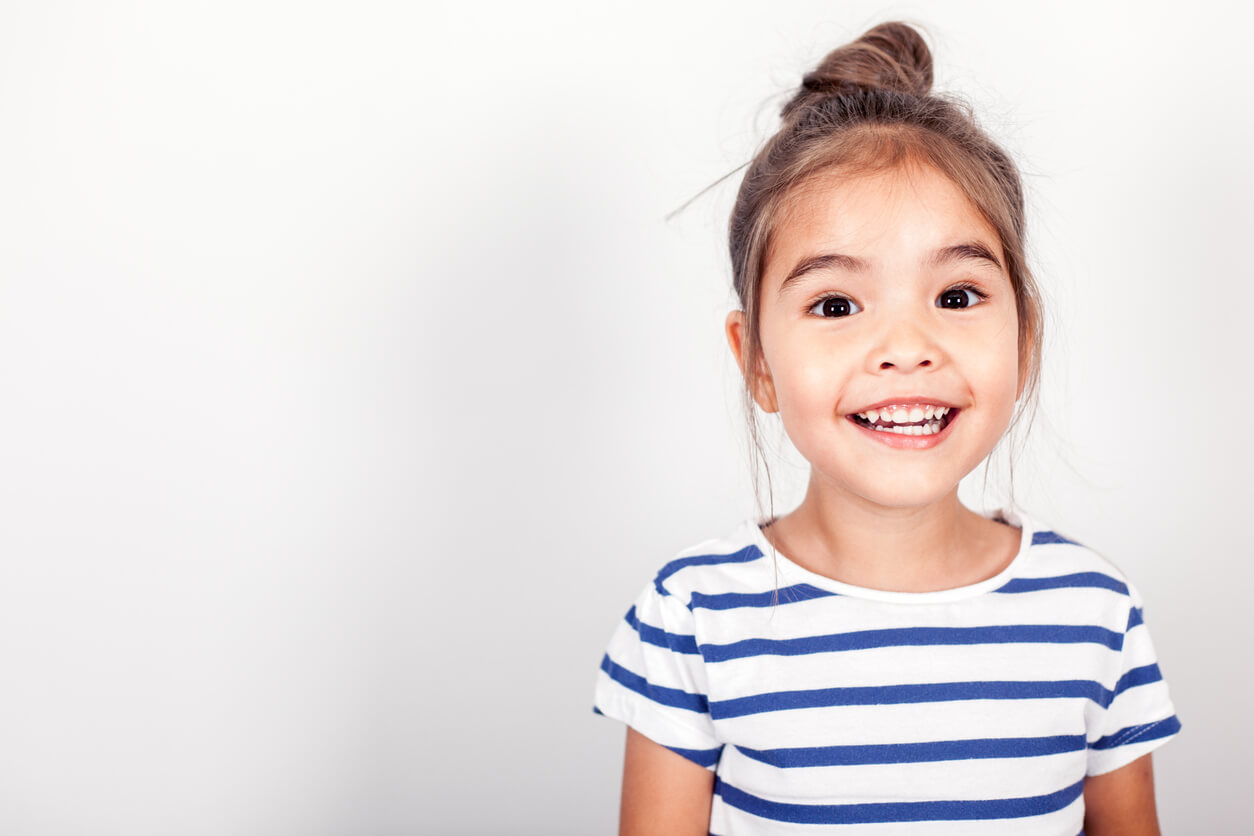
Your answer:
[812,473,958,511]
[860,488,956,510]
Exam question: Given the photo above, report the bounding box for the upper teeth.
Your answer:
[857,405,951,424]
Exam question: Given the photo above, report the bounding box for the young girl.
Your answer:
[593,21,1180,836]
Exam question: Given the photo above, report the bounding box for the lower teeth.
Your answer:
[871,421,942,436]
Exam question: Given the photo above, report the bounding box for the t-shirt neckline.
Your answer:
[746,507,1034,605]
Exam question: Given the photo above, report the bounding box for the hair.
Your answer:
[728,21,1044,517]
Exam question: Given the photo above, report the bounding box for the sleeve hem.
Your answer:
[1086,715,1181,776]
[594,686,722,771]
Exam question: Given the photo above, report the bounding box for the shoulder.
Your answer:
[1007,515,1148,618]
[647,521,773,609]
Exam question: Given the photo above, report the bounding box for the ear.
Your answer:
[725,310,778,413]
[1015,323,1035,401]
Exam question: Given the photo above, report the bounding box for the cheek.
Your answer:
[970,322,1021,413]
[767,339,855,416]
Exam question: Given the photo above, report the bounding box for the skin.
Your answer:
[619,162,1162,834]
[619,728,713,836]
[1084,754,1162,835]
[730,162,1024,592]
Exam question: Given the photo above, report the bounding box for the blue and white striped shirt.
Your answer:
[594,509,1180,834]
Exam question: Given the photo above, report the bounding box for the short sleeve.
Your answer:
[593,582,722,770]
[1087,583,1182,775]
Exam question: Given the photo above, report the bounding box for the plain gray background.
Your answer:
[0,0,1249,833]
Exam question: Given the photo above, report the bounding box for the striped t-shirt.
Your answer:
[593,509,1180,835]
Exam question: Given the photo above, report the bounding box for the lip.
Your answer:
[847,396,961,415]
[845,407,961,449]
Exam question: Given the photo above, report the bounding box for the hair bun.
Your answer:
[782,22,933,119]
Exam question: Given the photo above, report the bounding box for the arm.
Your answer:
[620,727,715,836]
[1083,753,1161,836]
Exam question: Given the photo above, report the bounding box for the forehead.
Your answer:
[765,163,1004,283]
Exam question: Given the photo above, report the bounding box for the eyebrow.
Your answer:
[777,242,1004,296]
[929,242,1003,272]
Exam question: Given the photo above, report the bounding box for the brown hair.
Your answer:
[728,21,1044,510]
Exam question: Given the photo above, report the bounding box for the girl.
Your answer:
[593,21,1180,836]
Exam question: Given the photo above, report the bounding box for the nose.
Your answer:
[872,317,940,372]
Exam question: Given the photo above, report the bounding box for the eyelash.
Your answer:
[807,282,990,317]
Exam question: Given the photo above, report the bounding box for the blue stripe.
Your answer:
[1033,531,1080,546]
[1090,715,1181,750]
[1127,607,1143,630]
[710,679,1112,720]
[995,572,1128,595]
[690,583,837,611]
[654,545,763,595]
[1113,663,1162,697]
[735,734,1086,767]
[715,776,1084,824]
[666,744,723,768]
[599,654,709,713]
[701,624,1122,662]
[624,606,698,655]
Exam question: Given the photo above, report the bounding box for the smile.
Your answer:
[850,404,958,434]
[846,404,960,440]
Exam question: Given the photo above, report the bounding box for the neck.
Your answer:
[763,479,1012,593]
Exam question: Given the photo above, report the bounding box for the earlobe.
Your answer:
[725,310,748,370]
[756,374,779,414]
[724,310,778,413]
[1015,340,1033,402]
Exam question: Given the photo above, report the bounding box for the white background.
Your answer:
[0,1,1248,834]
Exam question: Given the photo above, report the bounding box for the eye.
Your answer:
[808,296,862,318]
[936,284,988,310]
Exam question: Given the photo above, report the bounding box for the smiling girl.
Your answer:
[593,21,1180,836]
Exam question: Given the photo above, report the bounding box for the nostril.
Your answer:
[919,360,932,367]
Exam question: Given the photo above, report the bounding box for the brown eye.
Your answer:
[936,287,985,309]
[809,296,861,318]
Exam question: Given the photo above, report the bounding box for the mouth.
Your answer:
[846,404,960,437]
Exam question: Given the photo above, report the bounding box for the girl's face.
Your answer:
[728,163,1023,511]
